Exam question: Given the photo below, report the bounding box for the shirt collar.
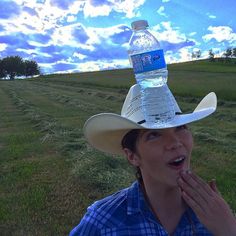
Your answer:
[127,181,152,215]
[126,181,203,233]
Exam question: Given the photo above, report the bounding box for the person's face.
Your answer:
[124,125,193,188]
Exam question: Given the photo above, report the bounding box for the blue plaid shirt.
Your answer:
[70,181,213,235]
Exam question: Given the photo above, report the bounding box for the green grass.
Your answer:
[169,59,236,73]
[34,59,236,101]
[0,60,235,235]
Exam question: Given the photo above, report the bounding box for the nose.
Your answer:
[165,133,183,150]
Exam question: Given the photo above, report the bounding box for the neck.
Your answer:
[140,180,188,235]
[141,180,186,218]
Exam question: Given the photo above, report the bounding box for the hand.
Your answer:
[177,170,236,236]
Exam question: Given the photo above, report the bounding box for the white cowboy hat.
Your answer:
[84,84,217,155]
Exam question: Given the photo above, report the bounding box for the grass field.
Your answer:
[0,60,235,235]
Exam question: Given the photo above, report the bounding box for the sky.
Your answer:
[0,0,235,74]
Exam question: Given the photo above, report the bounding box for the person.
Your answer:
[70,84,236,235]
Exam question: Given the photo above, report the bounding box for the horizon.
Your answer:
[36,58,236,76]
[0,0,235,74]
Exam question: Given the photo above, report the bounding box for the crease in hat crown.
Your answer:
[121,84,181,126]
[83,84,217,155]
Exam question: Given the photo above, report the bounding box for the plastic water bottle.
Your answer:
[128,20,175,126]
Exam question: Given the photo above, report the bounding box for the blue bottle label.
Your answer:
[131,49,166,74]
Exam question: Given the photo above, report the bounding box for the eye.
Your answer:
[146,131,162,140]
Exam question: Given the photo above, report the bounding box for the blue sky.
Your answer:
[0,0,235,74]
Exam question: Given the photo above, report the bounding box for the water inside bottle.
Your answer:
[141,85,175,127]
[135,69,168,88]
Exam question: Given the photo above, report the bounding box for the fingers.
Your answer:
[177,170,217,215]
[186,171,214,197]
[178,173,207,214]
[181,190,204,215]
[180,171,214,201]
[178,171,236,236]
[181,188,206,216]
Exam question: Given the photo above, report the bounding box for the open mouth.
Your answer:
[168,156,185,168]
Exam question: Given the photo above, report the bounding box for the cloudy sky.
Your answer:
[0,0,235,74]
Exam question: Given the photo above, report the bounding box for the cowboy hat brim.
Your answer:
[84,92,217,155]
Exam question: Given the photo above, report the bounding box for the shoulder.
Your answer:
[88,186,129,224]
[93,187,128,208]
[70,185,133,235]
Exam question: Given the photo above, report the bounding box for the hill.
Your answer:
[168,58,236,73]
[36,59,236,101]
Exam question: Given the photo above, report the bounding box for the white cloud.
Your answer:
[203,26,236,43]
[6,0,85,34]
[24,2,65,31]
[83,2,112,17]
[48,23,94,50]
[67,15,77,23]
[189,32,197,36]
[157,6,168,17]
[0,43,8,51]
[164,51,177,64]
[178,47,193,62]
[201,49,210,59]
[73,52,87,60]
[50,24,77,46]
[162,0,170,2]
[78,61,101,72]
[1,10,43,35]
[16,48,37,55]
[83,0,145,19]
[209,15,216,19]
[85,24,129,46]
[114,0,145,18]
[152,21,187,43]
[2,0,143,44]
[41,58,129,74]
[206,13,216,19]
[29,23,129,57]
[164,46,194,64]
[78,59,129,72]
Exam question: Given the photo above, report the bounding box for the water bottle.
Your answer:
[128,20,175,126]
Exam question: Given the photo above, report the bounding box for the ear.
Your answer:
[123,148,140,167]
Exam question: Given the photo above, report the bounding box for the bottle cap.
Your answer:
[131,20,149,30]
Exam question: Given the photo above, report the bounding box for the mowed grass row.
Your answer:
[0,79,133,235]
[0,61,236,235]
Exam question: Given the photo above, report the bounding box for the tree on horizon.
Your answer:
[0,56,40,80]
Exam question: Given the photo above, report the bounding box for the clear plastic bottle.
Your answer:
[128,20,175,126]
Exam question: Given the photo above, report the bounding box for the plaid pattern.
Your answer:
[70,181,213,236]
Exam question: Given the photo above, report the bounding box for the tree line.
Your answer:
[192,47,236,62]
[208,47,236,62]
[0,56,40,80]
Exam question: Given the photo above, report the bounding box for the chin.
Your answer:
[166,178,180,189]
